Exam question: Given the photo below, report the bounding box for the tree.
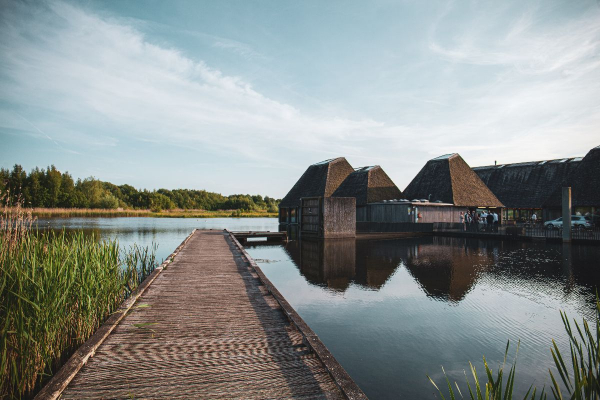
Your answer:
[45,165,62,207]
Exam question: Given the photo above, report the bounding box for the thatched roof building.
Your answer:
[543,145,600,209]
[279,157,354,209]
[403,153,503,207]
[331,165,402,206]
[473,157,582,209]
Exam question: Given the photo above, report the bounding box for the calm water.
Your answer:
[38,218,600,399]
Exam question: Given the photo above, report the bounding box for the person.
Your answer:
[493,211,499,232]
[459,211,465,231]
[486,211,494,232]
[466,211,473,231]
[474,212,480,232]
[532,213,537,224]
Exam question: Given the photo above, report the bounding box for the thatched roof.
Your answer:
[279,157,354,208]
[473,157,582,209]
[543,145,600,208]
[331,165,402,206]
[403,153,503,207]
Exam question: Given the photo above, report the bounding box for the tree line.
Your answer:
[0,164,280,212]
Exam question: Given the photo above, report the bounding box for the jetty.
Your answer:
[36,230,365,399]
[231,230,288,244]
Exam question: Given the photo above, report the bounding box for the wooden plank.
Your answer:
[41,230,351,399]
[34,229,197,400]
[227,230,368,400]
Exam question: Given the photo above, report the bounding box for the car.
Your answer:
[544,216,591,230]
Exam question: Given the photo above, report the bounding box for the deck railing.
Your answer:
[432,222,600,241]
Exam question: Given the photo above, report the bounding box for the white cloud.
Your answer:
[0,0,402,170]
[0,0,598,194]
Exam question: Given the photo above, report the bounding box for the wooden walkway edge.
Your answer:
[35,229,198,400]
[226,230,367,400]
[36,229,367,399]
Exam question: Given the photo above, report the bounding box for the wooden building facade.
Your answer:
[473,157,582,222]
[279,157,354,229]
[543,145,600,222]
[473,145,600,223]
[300,197,356,238]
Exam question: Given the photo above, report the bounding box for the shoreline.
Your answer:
[24,208,278,219]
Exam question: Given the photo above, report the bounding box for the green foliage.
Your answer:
[430,298,600,400]
[0,164,280,212]
[549,298,600,400]
[0,203,157,399]
[428,342,545,400]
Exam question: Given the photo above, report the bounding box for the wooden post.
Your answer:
[562,187,571,243]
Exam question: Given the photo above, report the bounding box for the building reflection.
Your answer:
[283,237,404,292]
[284,238,356,291]
[402,237,488,302]
[354,239,405,289]
[281,235,600,307]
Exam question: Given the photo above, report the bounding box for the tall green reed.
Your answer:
[429,298,600,400]
[0,198,157,399]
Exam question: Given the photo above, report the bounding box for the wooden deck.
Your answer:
[232,230,288,244]
[40,230,364,399]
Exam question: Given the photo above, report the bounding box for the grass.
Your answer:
[0,199,157,399]
[429,297,600,400]
[27,207,278,218]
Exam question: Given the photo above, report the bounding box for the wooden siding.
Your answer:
[367,203,466,224]
[300,197,356,238]
[356,206,367,222]
[323,198,356,238]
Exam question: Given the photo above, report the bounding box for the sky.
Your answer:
[1,0,599,198]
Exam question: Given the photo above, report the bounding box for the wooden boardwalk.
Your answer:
[42,230,363,399]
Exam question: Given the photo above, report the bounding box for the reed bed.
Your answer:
[429,298,600,400]
[28,207,277,218]
[1,201,157,399]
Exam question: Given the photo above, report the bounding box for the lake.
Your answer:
[38,217,600,399]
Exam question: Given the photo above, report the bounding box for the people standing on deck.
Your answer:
[474,212,480,232]
[481,210,488,230]
[493,211,499,232]
[460,212,465,231]
[486,211,494,232]
[466,211,473,231]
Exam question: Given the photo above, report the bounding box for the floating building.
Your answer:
[473,145,600,222]
[332,165,402,222]
[403,153,503,209]
[278,157,354,228]
[543,145,600,220]
[356,153,505,226]
[473,157,581,222]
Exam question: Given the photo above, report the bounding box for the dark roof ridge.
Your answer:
[312,157,346,166]
[474,156,583,169]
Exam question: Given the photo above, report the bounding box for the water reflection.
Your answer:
[403,237,489,302]
[248,236,600,399]
[284,236,490,299]
[280,236,600,310]
[285,239,356,291]
[284,238,406,292]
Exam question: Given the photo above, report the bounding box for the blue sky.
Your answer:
[1,0,599,198]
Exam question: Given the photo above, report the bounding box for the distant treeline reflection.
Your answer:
[1,164,280,212]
